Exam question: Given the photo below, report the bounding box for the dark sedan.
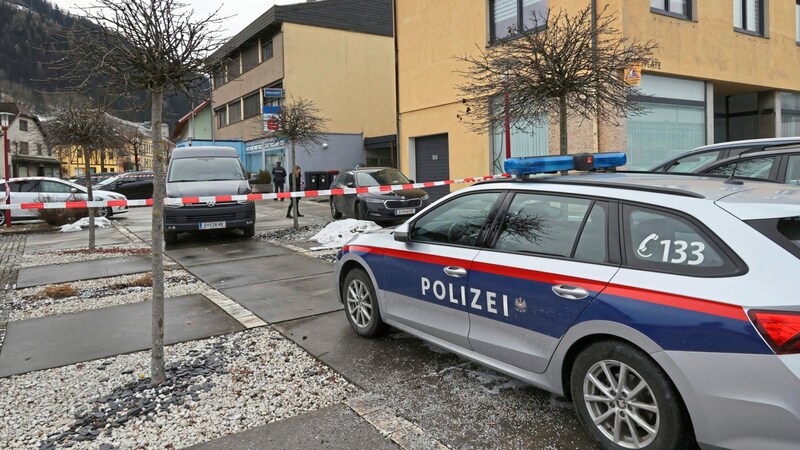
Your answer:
[329,167,430,222]
[94,171,155,200]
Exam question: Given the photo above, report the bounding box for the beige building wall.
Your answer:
[282,23,396,137]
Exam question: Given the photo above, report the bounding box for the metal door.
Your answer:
[415,134,450,201]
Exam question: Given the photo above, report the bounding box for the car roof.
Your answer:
[690,136,800,151]
[170,146,239,159]
[474,172,800,218]
[698,147,800,171]
[348,167,400,172]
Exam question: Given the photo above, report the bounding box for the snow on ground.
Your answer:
[309,219,382,249]
[60,217,113,233]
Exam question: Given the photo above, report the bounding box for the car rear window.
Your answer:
[747,216,800,259]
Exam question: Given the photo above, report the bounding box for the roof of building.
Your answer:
[172,99,210,140]
[210,0,393,62]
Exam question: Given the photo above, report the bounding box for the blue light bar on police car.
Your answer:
[504,152,627,176]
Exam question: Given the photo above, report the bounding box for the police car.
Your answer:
[334,153,800,450]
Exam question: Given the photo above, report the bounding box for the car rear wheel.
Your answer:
[330,199,342,219]
[342,268,386,338]
[0,211,6,227]
[570,341,694,450]
[164,231,178,244]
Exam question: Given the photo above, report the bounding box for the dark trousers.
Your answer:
[286,198,300,216]
[274,181,285,200]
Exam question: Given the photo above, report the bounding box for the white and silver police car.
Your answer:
[334,153,800,450]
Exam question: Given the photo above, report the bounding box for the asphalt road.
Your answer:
[113,200,597,450]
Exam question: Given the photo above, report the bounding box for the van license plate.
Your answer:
[395,209,415,215]
[199,221,226,230]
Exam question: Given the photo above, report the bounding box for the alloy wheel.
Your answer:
[346,278,373,328]
[583,359,660,449]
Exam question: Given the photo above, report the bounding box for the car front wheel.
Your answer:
[570,341,694,450]
[98,207,112,219]
[342,268,386,338]
[330,199,342,219]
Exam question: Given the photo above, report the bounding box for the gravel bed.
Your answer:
[10,270,206,321]
[0,327,358,449]
[20,244,151,268]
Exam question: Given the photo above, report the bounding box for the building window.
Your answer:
[228,101,241,123]
[490,0,547,42]
[489,96,548,174]
[242,43,259,72]
[796,1,800,42]
[213,67,225,88]
[36,143,42,155]
[226,55,241,80]
[262,40,273,61]
[18,141,29,154]
[781,92,800,137]
[734,0,764,35]
[18,119,28,131]
[651,0,691,19]
[243,93,260,118]
[216,108,228,128]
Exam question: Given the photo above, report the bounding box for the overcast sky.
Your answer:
[49,0,299,39]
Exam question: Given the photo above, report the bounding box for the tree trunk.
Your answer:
[150,87,166,386]
[559,94,568,156]
[83,147,95,250]
[134,146,140,171]
[290,140,299,230]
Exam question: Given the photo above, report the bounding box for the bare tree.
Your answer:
[121,126,150,172]
[50,0,224,385]
[41,103,123,249]
[457,5,659,157]
[264,97,327,230]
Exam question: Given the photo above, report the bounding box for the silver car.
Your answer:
[334,170,800,449]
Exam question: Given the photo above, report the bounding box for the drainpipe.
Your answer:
[591,0,600,152]
[392,0,401,171]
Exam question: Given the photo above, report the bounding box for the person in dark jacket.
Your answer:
[286,165,304,218]
[271,161,287,201]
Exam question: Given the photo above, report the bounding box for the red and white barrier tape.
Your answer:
[0,174,512,211]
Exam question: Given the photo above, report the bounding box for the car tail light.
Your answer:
[748,310,800,355]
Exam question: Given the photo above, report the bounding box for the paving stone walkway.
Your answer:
[0,234,26,355]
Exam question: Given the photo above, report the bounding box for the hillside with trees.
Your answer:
[0,0,205,128]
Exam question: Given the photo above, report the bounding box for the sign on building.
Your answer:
[624,63,643,86]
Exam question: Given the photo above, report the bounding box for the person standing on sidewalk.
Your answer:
[286,165,304,218]
[271,161,287,201]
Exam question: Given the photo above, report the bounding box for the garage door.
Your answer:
[415,134,450,201]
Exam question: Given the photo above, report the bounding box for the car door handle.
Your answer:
[443,266,467,278]
[551,285,590,300]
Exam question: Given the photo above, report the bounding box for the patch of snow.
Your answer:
[309,219,382,248]
[60,216,113,233]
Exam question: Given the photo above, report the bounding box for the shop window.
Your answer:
[734,0,764,35]
[650,0,691,20]
[243,93,261,119]
[490,0,547,42]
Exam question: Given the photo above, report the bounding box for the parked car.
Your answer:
[95,171,155,199]
[0,176,128,226]
[163,146,254,244]
[649,137,800,172]
[329,167,430,222]
[70,172,120,186]
[335,154,800,450]
[694,147,800,185]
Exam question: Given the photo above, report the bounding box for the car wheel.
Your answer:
[164,231,178,244]
[98,207,112,219]
[330,199,342,219]
[342,268,386,338]
[570,341,694,450]
[355,202,367,221]
[0,211,5,227]
[243,224,255,238]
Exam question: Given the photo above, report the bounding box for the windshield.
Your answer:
[356,169,411,187]
[168,157,245,182]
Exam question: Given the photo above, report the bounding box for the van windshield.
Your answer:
[168,157,245,182]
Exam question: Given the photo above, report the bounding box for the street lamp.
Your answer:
[0,111,14,227]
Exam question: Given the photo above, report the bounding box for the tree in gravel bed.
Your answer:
[263,97,328,230]
[49,0,224,385]
[456,5,659,159]
[41,103,123,250]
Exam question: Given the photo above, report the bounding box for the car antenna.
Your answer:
[723,152,744,185]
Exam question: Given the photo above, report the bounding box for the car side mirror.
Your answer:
[394,222,410,242]
[345,181,355,188]
[70,188,78,194]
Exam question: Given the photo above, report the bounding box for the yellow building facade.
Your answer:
[396,0,800,192]
[59,137,155,177]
